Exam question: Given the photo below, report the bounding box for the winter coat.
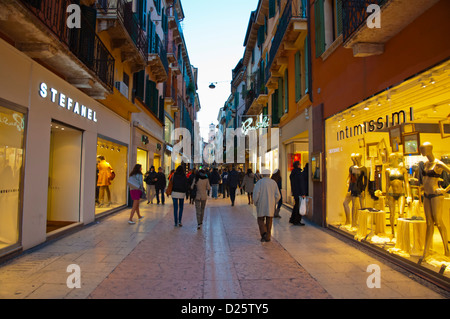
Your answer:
[97,160,112,186]
[227,169,239,188]
[191,172,211,201]
[253,177,281,217]
[242,173,255,193]
[155,172,166,190]
[171,172,188,199]
[209,170,221,185]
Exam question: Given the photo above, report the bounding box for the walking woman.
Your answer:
[171,166,188,227]
[127,164,144,224]
[191,169,211,229]
[242,169,255,205]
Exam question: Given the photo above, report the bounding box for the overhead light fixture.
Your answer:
[430,78,436,85]
[421,82,427,88]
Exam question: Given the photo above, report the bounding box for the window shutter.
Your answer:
[272,90,279,125]
[314,0,325,57]
[277,77,283,119]
[295,51,302,102]
[335,0,343,36]
[135,70,145,101]
[269,0,276,18]
[304,36,309,95]
[284,70,289,114]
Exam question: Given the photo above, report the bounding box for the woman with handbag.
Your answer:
[191,169,211,229]
[127,164,145,224]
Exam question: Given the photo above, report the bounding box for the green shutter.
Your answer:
[269,0,276,18]
[284,70,289,114]
[295,51,302,102]
[336,0,343,36]
[314,0,325,57]
[277,78,283,119]
[304,36,309,95]
[135,70,145,101]
[272,90,279,125]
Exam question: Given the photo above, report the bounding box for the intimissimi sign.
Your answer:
[336,107,413,141]
[39,82,98,122]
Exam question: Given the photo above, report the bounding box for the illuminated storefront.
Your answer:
[0,104,25,256]
[325,60,450,281]
[0,38,130,258]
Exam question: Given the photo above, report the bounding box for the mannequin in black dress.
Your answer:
[343,153,368,227]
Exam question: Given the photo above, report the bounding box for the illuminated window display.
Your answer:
[0,105,24,252]
[96,137,128,215]
[325,60,450,279]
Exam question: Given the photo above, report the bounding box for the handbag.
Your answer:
[140,187,147,199]
[191,179,198,199]
[166,177,173,196]
[127,175,140,190]
[299,197,307,216]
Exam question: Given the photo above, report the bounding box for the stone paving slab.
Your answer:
[89,199,331,299]
[0,195,447,299]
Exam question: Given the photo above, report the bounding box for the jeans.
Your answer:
[156,188,165,204]
[229,186,237,205]
[211,184,218,198]
[172,198,184,225]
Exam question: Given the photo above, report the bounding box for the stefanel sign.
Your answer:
[39,82,98,123]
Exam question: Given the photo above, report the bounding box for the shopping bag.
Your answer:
[299,197,307,216]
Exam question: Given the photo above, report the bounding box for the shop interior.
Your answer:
[325,60,450,278]
[0,106,24,251]
[284,134,309,206]
[47,121,82,233]
[95,137,128,215]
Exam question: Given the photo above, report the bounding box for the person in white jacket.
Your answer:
[253,169,281,242]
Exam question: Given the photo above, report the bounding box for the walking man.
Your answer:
[227,166,239,206]
[155,167,166,205]
[253,169,281,242]
[289,161,306,226]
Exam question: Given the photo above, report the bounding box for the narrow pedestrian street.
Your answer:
[0,194,447,300]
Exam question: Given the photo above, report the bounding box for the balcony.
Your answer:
[0,0,115,98]
[97,0,148,73]
[342,0,439,57]
[265,0,307,85]
[148,33,169,83]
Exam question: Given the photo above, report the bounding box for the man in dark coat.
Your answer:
[289,161,305,226]
[227,166,239,206]
[155,167,166,205]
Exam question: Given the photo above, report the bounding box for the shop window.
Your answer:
[325,61,450,278]
[96,137,128,215]
[0,105,24,253]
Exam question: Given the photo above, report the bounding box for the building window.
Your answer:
[0,105,24,254]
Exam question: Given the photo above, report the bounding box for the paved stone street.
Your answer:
[0,194,448,300]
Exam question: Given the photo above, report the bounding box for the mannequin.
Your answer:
[343,153,368,227]
[385,152,411,237]
[419,142,450,258]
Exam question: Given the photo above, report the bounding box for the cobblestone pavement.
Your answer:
[0,194,448,299]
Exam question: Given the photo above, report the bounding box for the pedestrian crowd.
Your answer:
[126,161,309,241]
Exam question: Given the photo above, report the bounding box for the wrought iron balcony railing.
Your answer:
[149,33,169,74]
[265,0,307,84]
[114,0,148,61]
[342,0,387,42]
[21,0,115,91]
